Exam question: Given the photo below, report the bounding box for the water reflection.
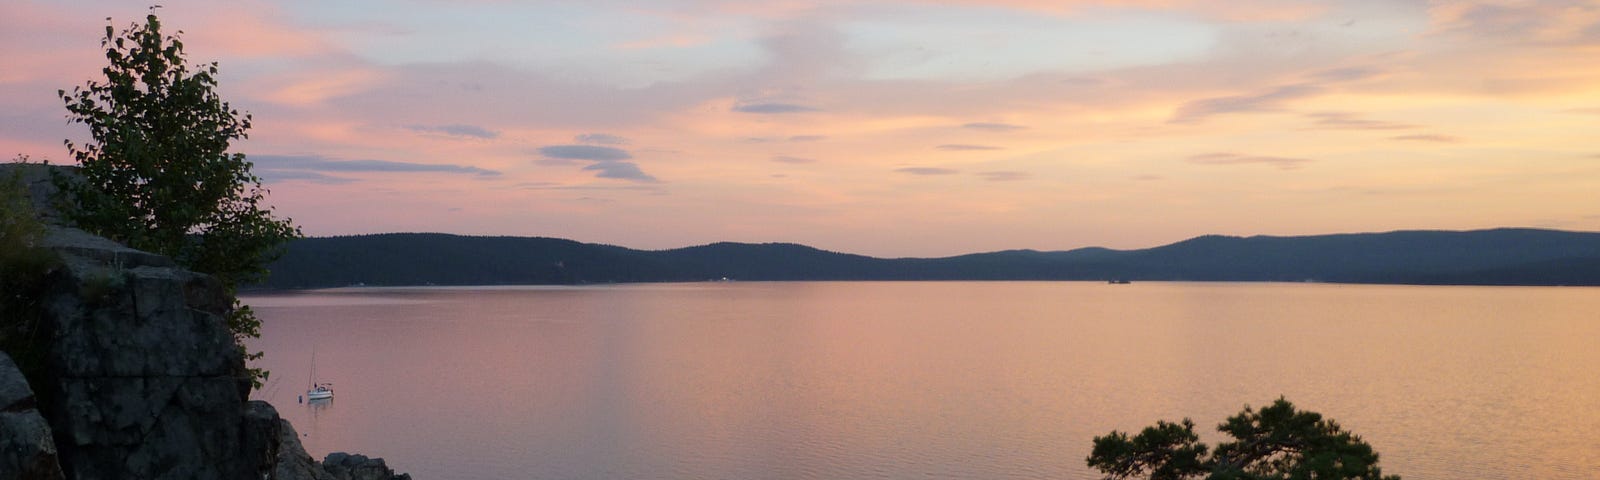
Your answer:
[307,397,332,413]
[244,282,1600,480]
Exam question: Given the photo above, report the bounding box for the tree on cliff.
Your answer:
[56,10,298,386]
[1087,398,1400,480]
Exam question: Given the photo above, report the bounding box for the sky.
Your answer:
[3,0,1599,257]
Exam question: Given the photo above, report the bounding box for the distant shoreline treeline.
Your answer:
[253,228,1600,289]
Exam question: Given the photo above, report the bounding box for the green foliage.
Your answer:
[56,12,299,388]
[234,300,270,389]
[78,268,128,306]
[1088,398,1400,480]
[57,12,300,286]
[1089,419,1209,480]
[0,164,63,381]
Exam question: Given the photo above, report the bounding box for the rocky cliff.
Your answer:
[0,163,409,480]
[0,352,64,479]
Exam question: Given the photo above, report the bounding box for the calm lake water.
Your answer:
[243,282,1600,479]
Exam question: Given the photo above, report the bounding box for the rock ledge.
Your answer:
[0,164,410,479]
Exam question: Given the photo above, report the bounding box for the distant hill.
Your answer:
[255,228,1600,289]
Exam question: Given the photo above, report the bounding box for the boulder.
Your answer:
[243,401,287,477]
[0,352,64,480]
[321,452,412,480]
[272,418,335,480]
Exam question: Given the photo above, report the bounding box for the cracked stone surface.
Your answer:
[0,352,64,480]
[36,225,264,479]
[8,164,408,479]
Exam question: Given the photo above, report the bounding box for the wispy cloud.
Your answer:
[583,162,657,182]
[962,122,1028,132]
[732,102,819,114]
[746,135,827,143]
[772,155,817,164]
[538,145,633,161]
[1390,134,1462,143]
[9,0,1595,257]
[254,154,502,182]
[576,133,628,145]
[516,182,661,192]
[896,167,960,175]
[403,124,499,139]
[976,171,1031,181]
[538,144,657,182]
[1430,2,1600,45]
[1186,152,1312,170]
[1170,84,1322,124]
[1309,67,1380,83]
[936,144,1004,151]
[255,170,358,185]
[1303,112,1415,130]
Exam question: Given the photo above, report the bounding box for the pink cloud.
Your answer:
[8,0,1599,257]
[612,33,715,50]
[1187,152,1312,170]
[1389,134,1461,143]
[1169,84,1322,124]
[250,67,389,108]
[172,6,334,59]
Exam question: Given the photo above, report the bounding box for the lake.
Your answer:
[243,282,1600,479]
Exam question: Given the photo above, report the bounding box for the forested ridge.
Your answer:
[257,228,1600,289]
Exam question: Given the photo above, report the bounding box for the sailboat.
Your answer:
[306,349,334,401]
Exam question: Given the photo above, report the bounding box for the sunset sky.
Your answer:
[4,0,1598,257]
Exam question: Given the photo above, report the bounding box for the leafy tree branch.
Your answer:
[55,10,299,388]
[1088,398,1399,480]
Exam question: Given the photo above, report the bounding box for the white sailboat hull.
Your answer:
[307,384,334,400]
[307,349,333,400]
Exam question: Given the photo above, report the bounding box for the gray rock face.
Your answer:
[0,352,65,480]
[321,453,412,480]
[8,164,410,479]
[34,225,265,479]
[243,401,287,478]
[273,419,334,480]
[0,163,75,225]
